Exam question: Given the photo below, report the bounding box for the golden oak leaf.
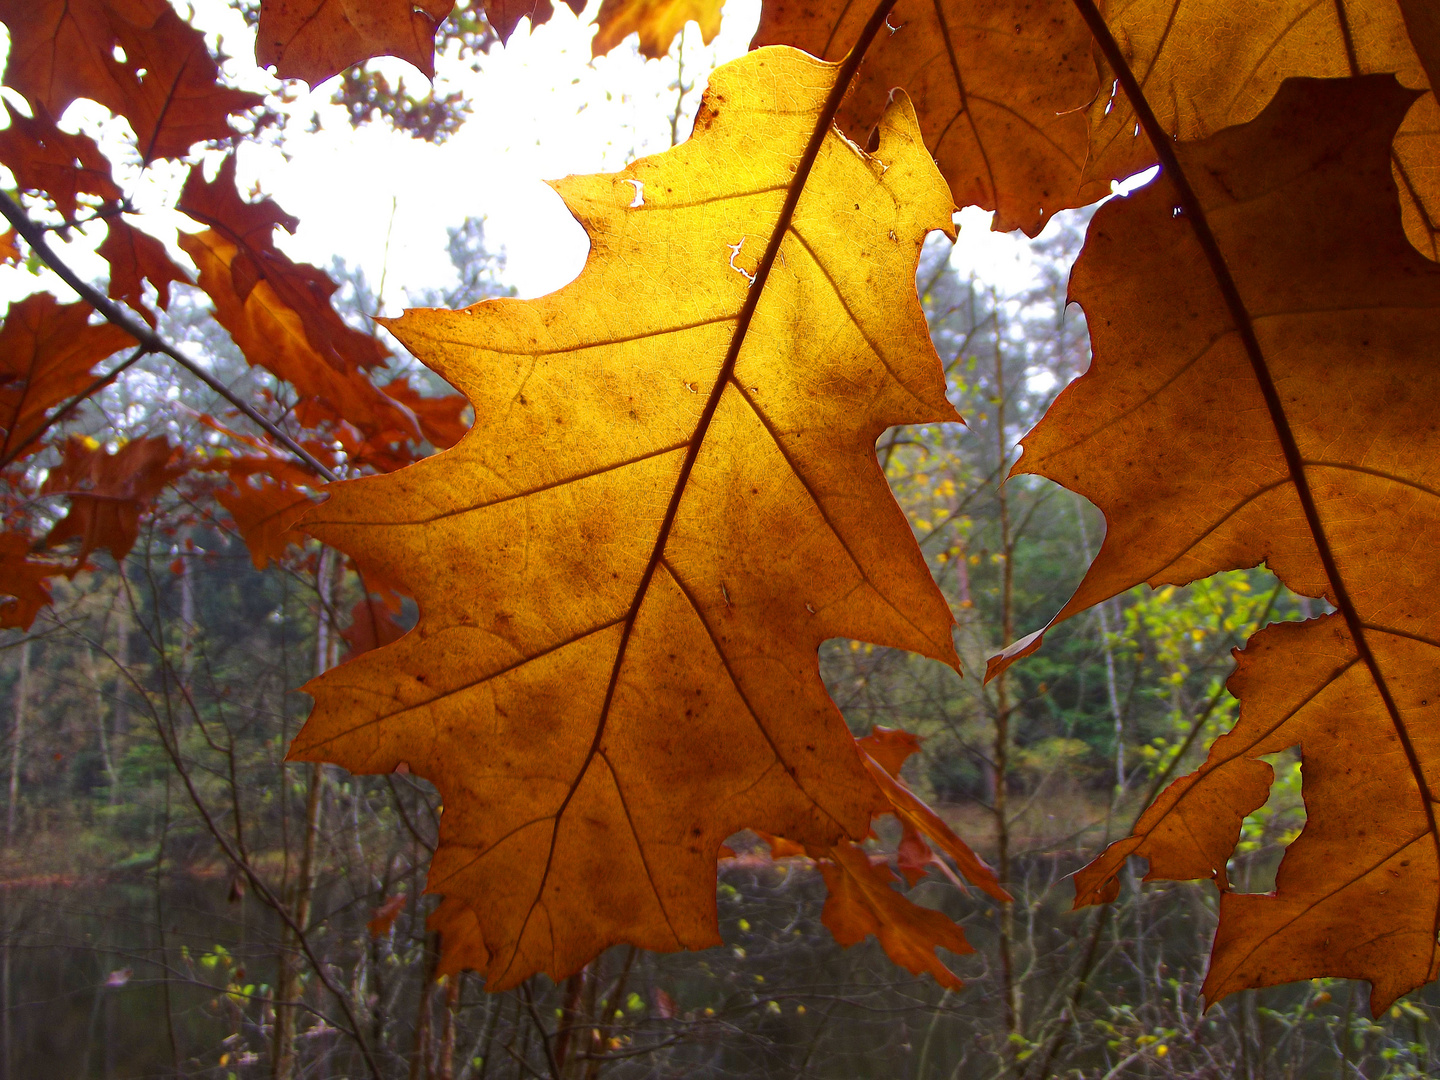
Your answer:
[818,841,972,989]
[1400,0,1440,89]
[999,75,1440,1011]
[257,0,456,87]
[591,0,721,59]
[97,218,190,328]
[0,532,62,630]
[1080,0,1440,260]
[753,0,1097,234]
[0,103,122,220]
[216,475,314,570]
[291,47,960,989]
[43,435,183,565]
[0,293,135,464]
[431,896,489,978]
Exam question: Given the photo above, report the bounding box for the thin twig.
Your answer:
[0,191,339,482]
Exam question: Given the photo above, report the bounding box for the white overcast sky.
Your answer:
[0,0,1082,314]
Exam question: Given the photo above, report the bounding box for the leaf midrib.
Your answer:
[497,4,905,984]
[1072,0,1440,962]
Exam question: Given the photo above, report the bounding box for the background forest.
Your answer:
[0,1,1434,1079]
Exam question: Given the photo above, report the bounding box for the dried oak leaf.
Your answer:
[0,533,61,630]
[998,75,1440,1012]
[43,435,183,565]
[0,293,135,464]
[291,47,960,989]
[257,0,456,87]
[855,724,922,777]
[1082,0,1440,261]
[97,218,190,328]
[753,0,1098,234]
[342,595,408,656]
[485,0,583,45]
[106,3,264,164]
[178,162,420,457]
[0,0,260,163]
[367,892,408,937]
[818,841,972,989]
[0,104,122,220]
[0,0,166,120]
[591,0,721,59]
[216,475,314,570]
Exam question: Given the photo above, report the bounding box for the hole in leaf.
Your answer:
[1229,748,1306,894]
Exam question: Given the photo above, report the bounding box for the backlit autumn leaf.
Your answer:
[106,2,263,164]
[591,0,722,59]
[818,840,972,989]
[216,475,314,570]
[292,46,961,989]
[754,0,1097,234]
[0,294,134,464]
[1078,0,1440,260]
[0,0,260,164]
[257,0,456,87]
[97,218,191,328]
[43,435,183,566]
[0,103,122,221]
[0,0,166,120]
[0,533,61,630]
[484,0,584,45]
[1001,75,1440,1012]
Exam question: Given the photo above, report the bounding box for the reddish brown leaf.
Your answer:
[341,595,407,656]
[0,532,61,630]
[861,752,1007,901]
[106,3,264,164]
[0,293,135,464]
[818,841,972,990]
[178,229,419,446]
[1004,75,1440,1012]
[485,0,584,44]
[754,0,1097,233]
[367,892,408,937]
[215,475,313,570]
[855,725,922,778]
[0,0,260,164]
[0,231,21,265]
[257,0,457,87]
[381,377,468,451]
[0,103,122,220]
[97,218,190,328]
[754,831,807,859]
[0,0,167,121]
[180,157,391,378]
[43,435,183,565]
